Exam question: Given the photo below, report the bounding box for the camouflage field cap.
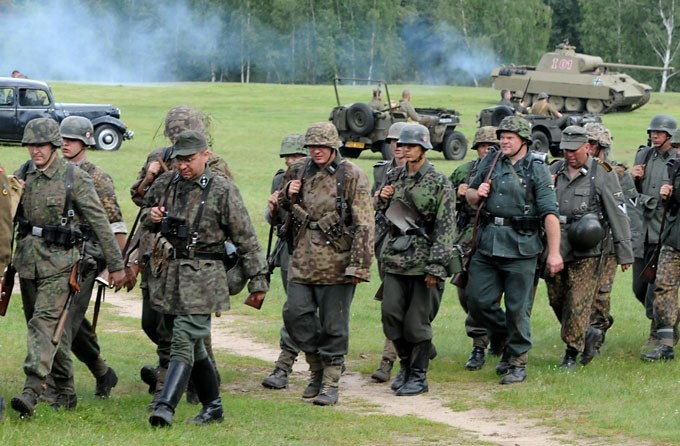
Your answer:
[496,116,532,142]
[386,122,408,140]
[398,123,432,150]
[560,126,588,151]
[164,105,206,139]
[472,126,499,149]
[584,122,612,148]
[171,130,208,158]
[304,121,340,150]
[647,114,677,136]
[22,117,63,147]
[60,116,95,146]
[279,133,308,157]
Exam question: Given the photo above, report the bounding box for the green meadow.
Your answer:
[0,81,679,445]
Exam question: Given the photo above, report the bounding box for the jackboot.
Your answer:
[262,349,297,389]
[580,327,603,366]
[52,377,77,411]
[149,361,191,427]
[465,346,486,371]
[559,347,579,370]
[190,358,224,425]
[148,366,168,411]
[312,364,342,406]
[370,357,394,383]
[390,339,412,392]
[396,341,430,396]
[302,352,324,399]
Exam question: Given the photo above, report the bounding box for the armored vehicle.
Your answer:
[329,77,467,160]
[491,43,672,114]
[478,105,601,158]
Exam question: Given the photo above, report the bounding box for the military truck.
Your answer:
[329,77,468,160]
[491,43,672,114]
[0,77,133,151]
[478,104,601,157]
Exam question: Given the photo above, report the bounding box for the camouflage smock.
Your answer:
[142,167,268,315]
[378,160,456,279]
[662,159,680,250]
[13,157,124,279]
[278,155,374,284]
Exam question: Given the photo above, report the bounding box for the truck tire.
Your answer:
[94,124,123,151]
[380,141,393,160]
[531,130,550,153]
[347,103,375,136]
[443,131,467,160]
[339,146,362,158]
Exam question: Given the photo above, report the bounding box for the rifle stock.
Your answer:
[52,260,81,345]
[0,264,16,316]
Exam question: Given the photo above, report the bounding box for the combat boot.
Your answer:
[302,352,324,399]
[396,341,430,396]
[95,367,119,399]
[262,349,297,389]
[495,349,511,376]
[39,375,58,404]
[149,360,191,427]
[148,366,168,411]
[190,358,224,425]
[641,345,675,361]
[312,364,342,406]
[559,347,579,369]
[186,379,199,405]
[11,388,38,417]
[465,346,486,371]
[390,339,412,391]
[499,365,527,385]
[370,358,393,383]
[580,328,603,366]
[51,393,78,411]
[140,364,158,395]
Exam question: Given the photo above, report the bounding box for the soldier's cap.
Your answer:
[560,126,588,151]
[537,92,549,100]
[171,130,207,158]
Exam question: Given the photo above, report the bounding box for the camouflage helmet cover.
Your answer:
[496,116,532,142]
[472,126,499,149]
[279,133,308,157]
[386,121,408,140]
[164,105,207,139]
[22,117,63,147]
[60,116,95,146]
[397,123,433,150]
[304,121,340,150]
[584,122,612,148]
[647,114,677,136]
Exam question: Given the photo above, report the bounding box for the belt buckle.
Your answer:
[31,226,43,237]
[494,217,504,226]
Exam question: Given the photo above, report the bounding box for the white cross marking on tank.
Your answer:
[592,77,602,86]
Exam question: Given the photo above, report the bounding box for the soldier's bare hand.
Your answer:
[477,182,491,198]
[424,274,439,288]
[457,183,468,197]
[150,206,165,223]
[660,184,673,200]
[546,253,564,277]
[109,269,127,292]
[123,266,138,291]
[267,191,279,216]
[379,184,395,201]
[147,161,162,177]
[351,276,366,285]
[621,263,631,272]
[287,179,301,198]
[632,164,645,180]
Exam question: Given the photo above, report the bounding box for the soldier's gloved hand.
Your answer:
[108,269,127,292]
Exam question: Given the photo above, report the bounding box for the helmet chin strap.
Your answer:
[507,140,526,158]
[63,146,84,160]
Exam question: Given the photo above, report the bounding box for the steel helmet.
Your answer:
[496,116,532,142]
[472,126,499,149]
[397,123,432,150]
[304,121,340,149]
[279,133,308,157]
[60,116,95,146]
[164,105,207,139]
[22,117,63,147]
[671,131,680,147]
[386,122,408,141]
[568,214,604,250]
[647,114,677,136]
[584,122,612,149]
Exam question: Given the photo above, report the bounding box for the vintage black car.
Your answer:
[0,77,133,151]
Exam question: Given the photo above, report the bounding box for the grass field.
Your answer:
[1,81,679,444]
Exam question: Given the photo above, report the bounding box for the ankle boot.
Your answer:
[262,349,297,389]
[149,361,191,427]
[313,364,342,406]
[370,357,394,383]
[396,341,430,396]
[190,358,224,425]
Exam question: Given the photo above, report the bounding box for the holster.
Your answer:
[317,212,352,252]
[150,233,174,278]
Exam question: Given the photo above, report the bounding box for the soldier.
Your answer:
[449,126,500,371]
[130,105,231,409]
[498,89,514,108]
[376,123,455,396]
[642,133,680,361]
[465,116,563,384]
[399,90,436,127]
[370,122,407,383]
[369,88,383,111]
[145,130,268,426]
[530,92,563,118]
[547,126,633,368]
[11,118,125,416]
[583,122,639,361]
[631,114,678,348]
[279,121,373,406]
[261,134,309,389]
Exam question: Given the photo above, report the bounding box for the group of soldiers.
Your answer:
[0,101,679,424]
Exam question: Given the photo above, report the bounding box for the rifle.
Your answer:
[52,242,86,345]
[0,264,15,316]
[520,78,531,105]
[91,270,109,334]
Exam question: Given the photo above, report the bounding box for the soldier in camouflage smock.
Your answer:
[547,126,633,368]
[632,114,678,347]
[466,116,563,385]
[261,134,309,390]
[145,130,268,427]
[11,118,125,417]
[279,122,373,406]
[0,165,22,272]
[449,126,499,371]
[377,123,455,396]
[583,123,638,356]
[641,133,680,361]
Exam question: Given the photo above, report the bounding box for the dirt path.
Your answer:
[105,290,633,446]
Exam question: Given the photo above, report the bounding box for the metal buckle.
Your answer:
[559,215,568,224]
[494,217,505,226]
[31,226,43,237]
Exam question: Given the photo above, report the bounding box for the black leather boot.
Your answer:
[190,358,224,425]
[396,341,430,396]
[149,360,191,427]
[465,346,486,370]
[390,339,412,392]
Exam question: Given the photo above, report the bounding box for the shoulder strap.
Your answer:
[335,161,347,221]
[588,158,599,210]
[190,178,213,239]
[61,162,75,227]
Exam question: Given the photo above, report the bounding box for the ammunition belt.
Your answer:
[18,221,82,248]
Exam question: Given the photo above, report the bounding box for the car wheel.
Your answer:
[94,124,123,151]
[443,131,467,160]
[339,146,362,158]
[531,131,550,153]
[347,103,375,136]
[380,141,393,160]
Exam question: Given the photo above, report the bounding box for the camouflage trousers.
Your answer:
[546,257,601,352]
[590,256,617,331]
[653,246,680,344]
[19,271,75,394]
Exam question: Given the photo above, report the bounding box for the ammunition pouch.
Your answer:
[317,212,352,252]
[150,234,174,278]
[374,212,390,251]
[160,215,189,239]
[390,234,414,253]
[445,245,464,277]
[289,204,310,251]
[17,219,82,249]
